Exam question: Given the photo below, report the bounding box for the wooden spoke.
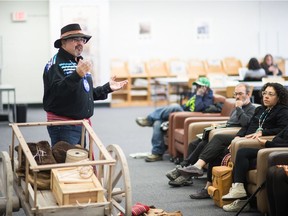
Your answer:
[0,151,13,215]
[101,145,132,216]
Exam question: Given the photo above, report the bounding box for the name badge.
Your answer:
[83,78,90,92]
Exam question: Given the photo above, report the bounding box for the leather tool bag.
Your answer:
[207,162,234,207]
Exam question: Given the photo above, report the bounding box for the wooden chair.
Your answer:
[145,59,171,105]
[145,59,169,77]
[127,59,146,76]
[166,58,188,77]
[275,57,286,74]
[186,59,206,78]
[222,57,243,76]
[204,59,225,74]
[111,59,129,77]
[226,86,235,98]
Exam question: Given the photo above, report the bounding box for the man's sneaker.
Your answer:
[136,117,153,127]
[168,175,193,187]
[145,154,163,162]
[223,199,250,212]
[179,160,189,167]
[166,166,181,181]
[189,188,210,199]
[222,183,247,200]
[177,165,204,177]
[160,121,169,131]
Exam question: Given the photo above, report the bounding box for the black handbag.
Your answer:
[202,126,215,141]
[201,124,227,141]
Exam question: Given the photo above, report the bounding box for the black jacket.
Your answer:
[265,124,288,148]
[43,48,112,119]
[236,104,288,137]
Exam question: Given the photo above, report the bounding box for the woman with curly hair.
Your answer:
[221,82,288,211]
[244,57,266,81]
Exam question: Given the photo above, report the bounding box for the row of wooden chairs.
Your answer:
[111,57,243,78]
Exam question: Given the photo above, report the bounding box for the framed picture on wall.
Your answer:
[193,19,213,43]
[138,21,151,40]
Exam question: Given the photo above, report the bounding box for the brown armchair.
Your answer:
[168,96,235,159]
[173,123,240,163]
[166,94,227,156]
[172,118,230,159]
[230,137,288,214]
[268,151,288,166]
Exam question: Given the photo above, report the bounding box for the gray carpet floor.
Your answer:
[0,106,264,216]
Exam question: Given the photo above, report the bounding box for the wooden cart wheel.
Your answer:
[102,144,132,216]
[0,151,13,216]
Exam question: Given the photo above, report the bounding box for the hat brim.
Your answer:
[193,81,209,87]
[54,33,92,48]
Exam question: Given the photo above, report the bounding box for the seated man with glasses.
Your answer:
[166,83,255,189]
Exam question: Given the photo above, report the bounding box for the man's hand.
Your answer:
[76,59,92,77]
[109,76,128,91]
[269,65,279,76]
[235,99,244,108]
[196,86,207,96]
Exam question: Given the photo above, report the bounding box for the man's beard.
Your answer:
[75,45,83,55]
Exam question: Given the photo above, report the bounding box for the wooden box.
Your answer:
[51,167,104,206]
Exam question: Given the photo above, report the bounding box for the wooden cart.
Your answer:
[0,120,132,216]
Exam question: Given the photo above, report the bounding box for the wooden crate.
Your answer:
[51,167,104,206]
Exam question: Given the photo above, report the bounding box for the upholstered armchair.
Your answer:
[268,151,288,166]
[172,118,230,159]
[230,137,288,213]
[168,97,235,159]
[166,93,227,156]
[230,136,274,162]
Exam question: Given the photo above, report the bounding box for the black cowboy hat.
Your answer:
[54,23,92,48]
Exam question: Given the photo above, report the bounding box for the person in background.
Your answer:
[222,124,288,212]
[43,23,128,146]
[243,57,266,81]
[136,77,213,162]
[177,83,288,202]
[166,83,255,191]
[266,164,288,216]
[260,54,282,76]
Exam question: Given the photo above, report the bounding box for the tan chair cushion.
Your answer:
[247,169,257,185]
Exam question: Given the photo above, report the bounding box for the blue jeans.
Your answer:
[47,125,85,146]
[147,104,184,155]
[147,104,184,122]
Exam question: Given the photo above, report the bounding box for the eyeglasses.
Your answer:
[262,91,276,97]
[69,37,87,44]
[233,92,246,96]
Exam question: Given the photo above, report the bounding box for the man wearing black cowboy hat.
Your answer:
[43,23,128,146]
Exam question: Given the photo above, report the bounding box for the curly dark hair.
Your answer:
[260,82,288,106]
[247,57,261,70]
